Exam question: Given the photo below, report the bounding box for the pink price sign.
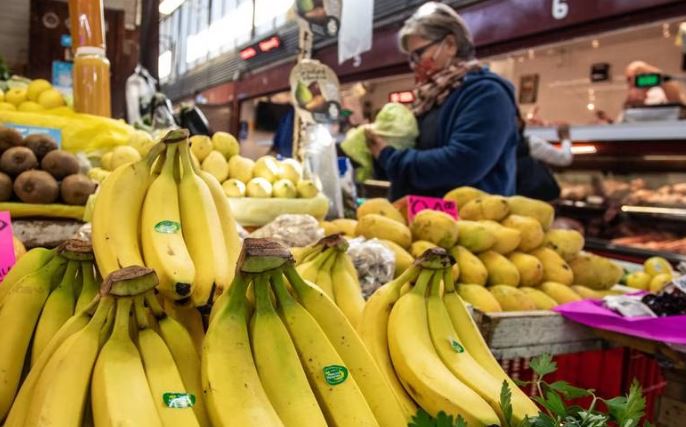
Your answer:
[407,195,458,222]
[0,211,16,282]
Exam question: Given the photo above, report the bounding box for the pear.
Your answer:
[212,131,239,158]
[253,155,282,183]
[296,179,318,198]
[272,178,297,198]
[190,135,213,161]
[279,158,303,183]
[246,177,272,198]
[222,178,246,197]
[228,155,255,183]
[202,150,229,182]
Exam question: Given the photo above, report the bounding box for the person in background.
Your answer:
[524,120,573,167]
[365,2,518,201]
[624,60,685,107]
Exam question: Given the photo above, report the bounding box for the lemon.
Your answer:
[110,145,142,169]
[27,79,53,102]
[0,102,16,111]
[296,179,318,198]
[246,177,272,198]
[190,135,213,161]
[644,256,672,277]
[625,271,651,290]
[38,89,66,109]
[222,179,246,197]
[211,131,239,158]
[5,88,28,106]
[18,101,45,112]
[649,273,672,293]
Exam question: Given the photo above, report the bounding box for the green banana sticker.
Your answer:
[449,337,464,353]
[155,220,180,234]
[163,392,196,408]
[323,365,349,385]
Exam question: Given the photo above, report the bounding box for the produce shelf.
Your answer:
[585,237,686,265]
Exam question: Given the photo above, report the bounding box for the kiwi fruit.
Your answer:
[60,173,96,205]
[13,170,59,204]
[25,134,58,160]
[41,150,80,180]
[0,127,24,154]
[0,146,39,177]
[0,171,12,201]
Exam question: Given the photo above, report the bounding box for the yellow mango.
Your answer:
[519,287,558,310]
[488,285,536,311]
[357,198,406,225]
[507,196,555,230]
[459,195,510,221]
[478,251,520,287]
[543,229,585,261]
[479,220,521,254]
[410,240,437,259]
[531,247,574,286]
[410,210,459,249]
[539,281,582,304]
[450,246,488,286]
[456,220,496,253]
[508,252,544,287]
[458,284,502,312]
[356,213,412,248]
[444,186,486,210]
[381,239,414,277]
[501,215,545,252]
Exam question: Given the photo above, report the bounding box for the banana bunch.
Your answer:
[92,128,241,307]
[0,239,100,420]
[4,265,210,427]
[295,234,365,327]
[203,238,408,427]
[359,247,541,425]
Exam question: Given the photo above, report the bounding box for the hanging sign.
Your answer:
[295,0,341,38]
[290,59,341,124]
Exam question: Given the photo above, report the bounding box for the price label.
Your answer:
[0,211,16,282]
[407,195,458,222]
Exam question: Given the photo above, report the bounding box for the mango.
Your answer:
[644,257,673,277]
[356,213,412,249]
[569,252,622,290]
[450,246,488,286]
[539,281,582,304]
[410,240,437,259]
[458,284,502,312]
[479,220,522,254]
[381,239,414,277]
[456,220,496,253]
[357,198,406,225]
[531,247,574,286]
[544,229,585,261]
[571,285,604,300]
[625,271,651,291]
[501,215,544,252]
[460,195,510,221]
[444,186,485,210]
[478,251,520,287]
[488,285,536,311]
[507,196,555,230]
[410,210,459,249]
[330,218,358,236]
[509,252,544,287]
[519,287,558,310]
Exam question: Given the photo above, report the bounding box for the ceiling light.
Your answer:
[591,39,599,48]
[586,103,595,111]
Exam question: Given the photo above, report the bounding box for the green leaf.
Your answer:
[545,390,567,418]
[548,381,593,399]
[409,409,435,427]
[435,411,455,427]
[530,413,558,427]
[454,415,467,427]
[604,380,646,427]
[530,354,557,377]
[499,381,514,427]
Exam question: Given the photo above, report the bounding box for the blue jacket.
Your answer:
[377,68,518,201]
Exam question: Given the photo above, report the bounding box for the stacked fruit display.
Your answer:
[0,127,96,206]
[623,256,677,293]
[323,188,627,313]
[187,132,319,199]
[0,79,68,112]
[91,129,241,307]
[88,130,157,183]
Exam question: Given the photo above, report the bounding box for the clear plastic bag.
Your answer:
[347,237,395,298]
[249,214,324,248]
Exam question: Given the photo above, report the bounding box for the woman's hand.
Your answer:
[365,127,389,158]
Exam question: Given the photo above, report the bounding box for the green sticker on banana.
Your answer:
[449,337,464,353]
[163,392,196,408]
[155,220,180,234]
[323,365,349,385]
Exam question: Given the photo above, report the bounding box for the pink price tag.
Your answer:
[0,211,16,282]
[406,195,458,222]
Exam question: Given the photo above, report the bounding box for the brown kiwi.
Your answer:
[0,146,39,177]
[25,134,58,160]
[0,127,24,154]
[13,170,59,204]
[60,173,96,205]
[0,171,12,201]
[41,150,80,180]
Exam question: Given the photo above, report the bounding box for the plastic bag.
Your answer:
[227,193,329,227]
[347,237,395,298]
[249,214,325,248]
[338,0,373,64]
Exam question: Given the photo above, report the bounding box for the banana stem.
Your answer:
[270,270,296,309]
[98,297,116,346]
[177,138,195,178]
[133,296,150,329]
[162,143,178,176]
[443,267,456,293]
[282,264,309,297]
[111,297,133,339]
[429,270,443,297]
[411,269,435,297]
[144,142,167,169]
[144,293,166,319]
[253,274,273,314]
[55,260,80,292]
[226,272,251,313]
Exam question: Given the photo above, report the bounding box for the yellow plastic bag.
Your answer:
[227,194,330,227]
[0,202,85,220]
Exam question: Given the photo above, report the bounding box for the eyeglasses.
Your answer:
[408,38,444,65]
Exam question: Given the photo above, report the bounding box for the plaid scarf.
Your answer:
[412,58,482,116]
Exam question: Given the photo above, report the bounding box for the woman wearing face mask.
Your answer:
[367,2,518,201]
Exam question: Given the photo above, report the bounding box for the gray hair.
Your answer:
[399,2,475,60]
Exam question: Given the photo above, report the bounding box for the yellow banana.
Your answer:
[330,252,365,328]
[23,297,114,427]
[4,297,100,427]
[134,297,200,427]
[296,248,336,297]
[284,265,406,426]
[91,297,162,427]
[251,274,327,427]
[357,267,419,418]
[0,247,55,307]
[202,273,283,427]
[145,294,211,427]
[31,260,79,364]
[271,272,378,427]
[75,261,99,313]
[0,255,66,420]
[387,269,500,425]
[141,142,196,300]
[163,298,206,357]
[427,270,539,424]
[92,143,165,277]
[178,139,230,307]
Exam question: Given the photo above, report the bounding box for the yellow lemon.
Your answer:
[37,88,66,109]
[27,79,53,101]
[0,102,16,111]
[18,101,45,112]
[5,88,28,106]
